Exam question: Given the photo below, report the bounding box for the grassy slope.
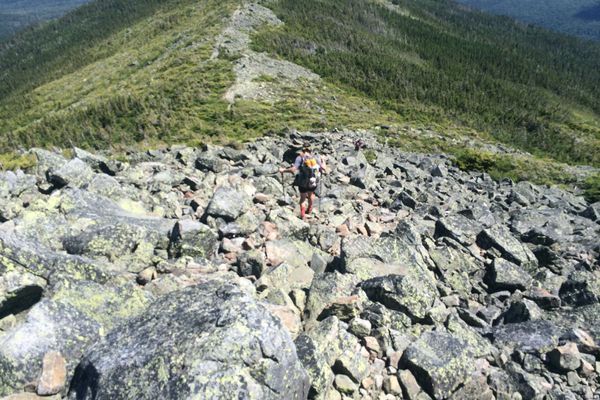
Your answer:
[456,0,600,41]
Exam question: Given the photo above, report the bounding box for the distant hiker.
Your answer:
[354,139,366,151]
[280,142,327,219]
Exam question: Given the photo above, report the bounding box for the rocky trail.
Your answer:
[0,130,599,400]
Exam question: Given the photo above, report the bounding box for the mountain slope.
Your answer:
[0,0,387,152]
[456,0,600,41]
[0,0,599,182]
[253,0,600,166]
[0,0,91,39]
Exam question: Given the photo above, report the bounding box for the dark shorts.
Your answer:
[298,186,315,194]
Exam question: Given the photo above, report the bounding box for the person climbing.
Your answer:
[354,138,366,151]
[279,142,327,220]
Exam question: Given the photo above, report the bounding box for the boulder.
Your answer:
[547,342,581,372]
[0,265,46,319]
[334,374,357,394]
[47,159,93,189]
[361,274,437,321]
[485,258,532,292]
[0,281,151,396]
[429,246,478,298]
[68,282,309,400]
[169,220,218,259]
[259,262,315,294]
[205,186,251,221]
[488,320,563,353]
[0,231,109,284]
[304,272,361,328]
[503,299,542,323]
[264,239,314,269]
[30,149,67,177]
[341,235,433,282]
[581,202,600,221]
[401,331,476,399]
[559,271,600,306]
[295,334,335,397]
[435,214,481,246]
[477,226,538,271]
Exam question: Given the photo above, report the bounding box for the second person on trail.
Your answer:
[279,142,327,220]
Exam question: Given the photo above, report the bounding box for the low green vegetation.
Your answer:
[582,173,600,203]
[0,152,37,171]
[452,148,576,186]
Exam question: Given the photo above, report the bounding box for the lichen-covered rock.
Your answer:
[295,334,335,397]
[489,320,563,353]
[0,300,100,396]
[68,281,309,400]
[0,231,109,283]
[47,158,94,189]
[361,273,437,321]
[341,235,433,282]
[485,258,532,292]
[0,281,151,396]
[503,298,543,323]
[205,186,252,221]
[434,214,481,245]
[401,330,477,399]
[304,272,361,328]
[259,262,315,295]
[429,246,478,298]
[477,226,538,271]
[168,220,218,259]
[30,148,67,177]
[0,264,46,319]
[559,271,600,306]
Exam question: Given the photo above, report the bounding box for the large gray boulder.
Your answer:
[401,331,477,399]
[48,158,94,188]
[206,186,252,221]
[0,264,46,319]
[488,320,563,353]
[559,271,600,306]
[485,258,532,292]
[477,226,538,271]
[361,273,437,321]
[168,220,218,260]
[0,281,151,396]
[340,235,433,282]
[68,281,309,400]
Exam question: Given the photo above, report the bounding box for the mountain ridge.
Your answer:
[0,0,599,191]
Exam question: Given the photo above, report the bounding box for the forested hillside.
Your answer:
[254,0,600,167]
[0,0,90,39]
[456,0,600,41]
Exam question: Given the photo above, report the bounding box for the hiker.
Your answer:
[354,139,366,151]
[279,142,327,219]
